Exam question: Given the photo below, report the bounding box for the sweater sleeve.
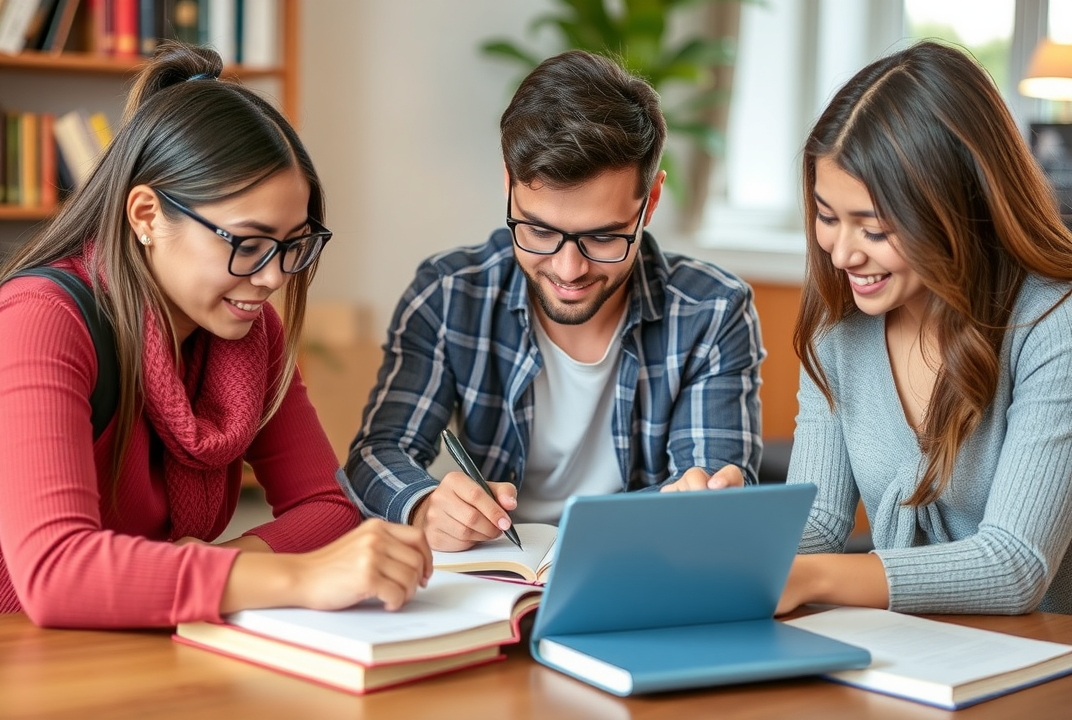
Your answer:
[240,311,360,552]
[787,360,860,553]
[876,289,1072,614]
[0,277,239,628]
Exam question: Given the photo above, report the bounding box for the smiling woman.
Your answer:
[811,157,927,322]
[0,41,432,629]
[778,40,1072,618]
[154,188,331,277]
[131,171,322,344]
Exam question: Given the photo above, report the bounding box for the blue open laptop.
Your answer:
[529,483,871,696]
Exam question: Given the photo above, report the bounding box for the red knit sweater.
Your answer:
[0,274,359,627]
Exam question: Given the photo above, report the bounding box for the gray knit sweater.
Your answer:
[789,275,1072,614]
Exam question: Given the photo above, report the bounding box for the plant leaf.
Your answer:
[479,40,542,68]
[674,87,733,113]
[665,119,725,156]
[659,150,685,205]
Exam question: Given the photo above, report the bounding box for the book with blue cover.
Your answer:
[529,484,871,695]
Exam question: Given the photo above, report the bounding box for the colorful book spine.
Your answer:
[0,0,42,54]
[138,0,161,55]
[53,109,98,189]
[20,112,39,207]
[85,0,115,55]
[39,112,58,208]
[5,113,21,206]
[113,0,139,56]
[233,0,243,64]
[0,109,6,204]
[23,0,63,51]
[171,0,201,44]
[205,0,236,65]
[240,0,276,68]
[40,0,81,54]
[87,111,112,149]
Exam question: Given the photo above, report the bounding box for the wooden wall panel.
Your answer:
[748,281,803,440]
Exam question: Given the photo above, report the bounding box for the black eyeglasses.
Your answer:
[154,189,332,277]
[506,184,647,263]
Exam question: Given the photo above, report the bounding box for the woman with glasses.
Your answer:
[0,42,431,628]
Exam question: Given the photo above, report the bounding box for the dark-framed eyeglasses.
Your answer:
[154,189,332,277]
[505,184,648,264]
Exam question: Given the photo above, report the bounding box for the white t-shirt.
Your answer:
[513,314,625,524]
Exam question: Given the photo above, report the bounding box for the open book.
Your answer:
[433,523,558,584]
[174,571,542,694]
[785,607,1072,709]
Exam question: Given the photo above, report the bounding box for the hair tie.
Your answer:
[187,72,218,81]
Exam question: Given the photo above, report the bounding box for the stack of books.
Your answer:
[174,571,542,695]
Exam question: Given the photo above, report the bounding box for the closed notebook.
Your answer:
[530,484,872,696]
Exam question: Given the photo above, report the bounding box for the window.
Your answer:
[904,0,1016,92]
[690,0,1052,281]
[1053,1,1072,43]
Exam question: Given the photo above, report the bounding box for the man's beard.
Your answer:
[521,257,635,326]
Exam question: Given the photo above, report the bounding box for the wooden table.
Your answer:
[2,611,1072,719]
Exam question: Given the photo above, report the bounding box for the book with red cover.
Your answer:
[38,112,58,208]
[84,0,113,54]
[174,571,542,695]
[111,0,137,56]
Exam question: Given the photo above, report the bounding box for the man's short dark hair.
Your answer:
[500,50,666,197]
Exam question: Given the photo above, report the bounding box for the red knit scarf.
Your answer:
[142,304,269,540]
[71,247,271,540]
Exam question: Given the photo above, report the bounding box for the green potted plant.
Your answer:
[480,0,748,211]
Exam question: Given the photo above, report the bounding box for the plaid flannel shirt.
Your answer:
[343,229,764,523]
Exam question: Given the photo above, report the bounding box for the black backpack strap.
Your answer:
[8,267,119,440]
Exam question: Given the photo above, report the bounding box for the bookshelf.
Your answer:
[0,0,300,224]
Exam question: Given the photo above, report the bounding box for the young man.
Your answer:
[344,50,764,551]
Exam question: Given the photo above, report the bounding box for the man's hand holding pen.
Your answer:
[410,429,523,553]
[411,471,519,552]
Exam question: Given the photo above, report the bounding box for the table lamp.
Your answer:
[1021,39,1072,228]
[1019,39,1072,120]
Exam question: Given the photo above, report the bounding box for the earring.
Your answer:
[139,234,151,246]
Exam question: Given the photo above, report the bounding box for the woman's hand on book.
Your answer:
[411,471,518,552]
[220,519,432,614]
[660,465,744,492]
[293,519,433,611]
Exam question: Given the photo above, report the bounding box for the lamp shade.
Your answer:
[1020,39,1072,100]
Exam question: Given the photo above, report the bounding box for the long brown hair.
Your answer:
[0,42,326,487]
[794,40,1072,505]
